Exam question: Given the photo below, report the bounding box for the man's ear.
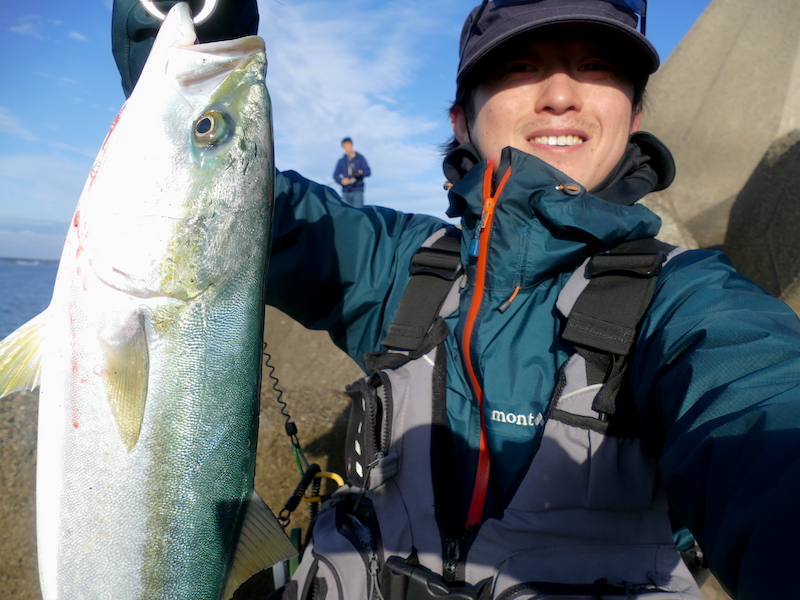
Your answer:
[451,106,471,144]
[630,111,642,134]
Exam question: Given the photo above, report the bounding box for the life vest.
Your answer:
[278,227,706,600]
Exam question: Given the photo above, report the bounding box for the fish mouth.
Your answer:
[166,3,266,93]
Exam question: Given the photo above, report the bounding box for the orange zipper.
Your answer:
[463,160,511,527]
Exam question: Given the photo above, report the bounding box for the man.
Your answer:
[333,137,371,208]
[113,1,800,598]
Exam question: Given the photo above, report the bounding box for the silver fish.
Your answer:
[0,4,295,598]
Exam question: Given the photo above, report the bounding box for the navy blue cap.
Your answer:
[457,0,660,86]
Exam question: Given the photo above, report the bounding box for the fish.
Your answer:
[0,3,296,598]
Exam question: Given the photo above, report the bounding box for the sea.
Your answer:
[0,259,59,339]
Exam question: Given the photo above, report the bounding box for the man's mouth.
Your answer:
[531,135,586,147]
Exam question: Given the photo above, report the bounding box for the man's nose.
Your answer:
[535,72,582,115]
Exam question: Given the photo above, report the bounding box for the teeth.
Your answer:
[532,135,585,146]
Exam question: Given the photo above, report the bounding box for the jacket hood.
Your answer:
[446,145,663,290]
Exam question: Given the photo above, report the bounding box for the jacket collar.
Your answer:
[443,131,674,214]
[445,144,665,290]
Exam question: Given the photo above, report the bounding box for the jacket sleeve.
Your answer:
[266,169,447,370]
[631,249,800,599]
[358,155,371,178]
[332,158,344,184]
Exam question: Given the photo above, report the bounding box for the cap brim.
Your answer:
[458,5,659,85]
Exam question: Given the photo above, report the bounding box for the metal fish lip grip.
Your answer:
[139,0,219,25]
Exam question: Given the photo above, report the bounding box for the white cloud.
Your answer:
[68,31,90,42]
[0,0,464,251]
[257,0,461,219]
[9,22,44,40]
[0,106,38,142]
[8,15,45,40]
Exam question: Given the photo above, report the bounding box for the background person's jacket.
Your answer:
[333,152,371,192]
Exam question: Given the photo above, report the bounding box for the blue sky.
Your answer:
[0,0,712,260]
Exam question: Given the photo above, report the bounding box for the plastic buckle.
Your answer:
[383,558,477,600]
[586,251,666,278]
[409,248,463,281]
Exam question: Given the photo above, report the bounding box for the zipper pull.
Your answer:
[498,286,521,313]
[443,537,463,583]
[469,161,500,259]
[469,210,489,257]
[468,236,480,258]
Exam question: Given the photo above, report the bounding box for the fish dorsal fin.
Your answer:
[220,491,298,600]
[0,310,48,397]
[100,312,149,451]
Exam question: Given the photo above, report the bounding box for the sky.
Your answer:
[0,0,713,261]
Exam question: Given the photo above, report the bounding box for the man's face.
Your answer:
[452,33,640,191]
[342,141,354,155]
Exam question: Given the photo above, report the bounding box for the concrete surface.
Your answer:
[640,0,800,247]
[638,193,698,249]
[725,129,800,311]
[1,390,39,600]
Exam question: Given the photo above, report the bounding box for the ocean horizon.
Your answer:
[0,257,59,265]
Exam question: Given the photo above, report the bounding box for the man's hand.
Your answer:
[112,0,259,98]
[341,178,353,185]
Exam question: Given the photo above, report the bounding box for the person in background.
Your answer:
[112,1,800,598]
[332,137,371,208]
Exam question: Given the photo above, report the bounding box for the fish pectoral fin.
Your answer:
[221,491,298,600]
[0,310,48,397]
[101,312,149,451]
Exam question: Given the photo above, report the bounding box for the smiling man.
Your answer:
[112,1,800,599]
[452,32,643,190]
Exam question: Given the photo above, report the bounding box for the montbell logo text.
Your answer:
[490,411,543,427]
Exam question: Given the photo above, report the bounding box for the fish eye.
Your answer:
[193,110,230,147]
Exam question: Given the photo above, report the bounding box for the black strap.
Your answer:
[380,227,463,351]
[560,238,675,435]
[432,336,463,538]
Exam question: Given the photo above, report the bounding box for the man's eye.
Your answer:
[580,62,613,72]
[505,62,537,74]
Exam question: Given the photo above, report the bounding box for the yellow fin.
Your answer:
[0,311,48,397]
[221,491,298,600]
[100,312,149,451]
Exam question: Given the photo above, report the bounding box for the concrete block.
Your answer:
[638,194,699,250]
[641,0,800,246]
[724,129,800,311]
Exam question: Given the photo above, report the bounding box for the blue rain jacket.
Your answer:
[265,147,800,600]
